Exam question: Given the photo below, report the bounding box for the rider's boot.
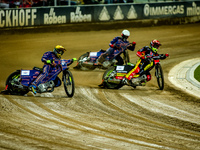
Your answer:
[94,59,102,66]
[122,77,132,85]
[98,79,105,87]
[140,81,146,86]
[95,53,107,66]
[29,85,37,94]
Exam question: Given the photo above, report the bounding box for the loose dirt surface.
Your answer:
[0,23,200,150]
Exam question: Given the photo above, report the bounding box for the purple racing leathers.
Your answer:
[32,51,61,87]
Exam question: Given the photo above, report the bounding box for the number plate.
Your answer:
[89,52,97,56]
[21,70,30,75]
[116,66,125,71]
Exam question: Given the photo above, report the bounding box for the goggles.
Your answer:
[55,49,64,55]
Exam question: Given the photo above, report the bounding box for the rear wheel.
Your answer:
[6,71,29,95]
[155,64,164,90]
[75,53,95,71]
[102,66,123,89]
[63,70,75,97]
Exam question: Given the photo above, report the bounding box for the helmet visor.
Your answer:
[154,44,160,49]
[57,49,64,55]
[124,35,129,39]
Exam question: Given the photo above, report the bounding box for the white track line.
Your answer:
[168,58,200,98]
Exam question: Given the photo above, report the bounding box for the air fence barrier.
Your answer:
[0,1,200,28]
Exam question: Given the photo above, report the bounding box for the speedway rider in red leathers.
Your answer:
[123,39,169,85]
[29,45,69,94]
[95,29,136,66]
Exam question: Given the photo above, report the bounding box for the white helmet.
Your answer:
[121,29,130,40]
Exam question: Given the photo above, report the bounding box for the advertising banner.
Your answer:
[0,1,199,28]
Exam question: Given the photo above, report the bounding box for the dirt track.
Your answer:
[0,23,200,150]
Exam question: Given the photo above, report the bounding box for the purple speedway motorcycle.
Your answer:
[1,59,75,97]
[74,42,135,71]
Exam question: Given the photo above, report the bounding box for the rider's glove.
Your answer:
[72,58,77,62]
[46,60,52,64]
[160,53,169,59]
[127,42,136,51]
[46,59,56,67]
[110,44,115,48]
[110,43,119,49]
[132,41,136,46]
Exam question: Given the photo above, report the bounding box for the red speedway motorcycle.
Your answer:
[99,54,169,90]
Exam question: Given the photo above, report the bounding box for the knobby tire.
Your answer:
[6,70,29,95]
[78,53,95,71]
[155,64,164,90]
[63,70,75,97]
[103,66,123,89]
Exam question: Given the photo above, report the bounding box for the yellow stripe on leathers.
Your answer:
[125,59,141,78]
[144,61,153,71]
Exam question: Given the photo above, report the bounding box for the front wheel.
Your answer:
[155,64,164,90]
[63,70,75,97]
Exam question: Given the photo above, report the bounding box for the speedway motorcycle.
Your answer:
[1,59,75,97]
[73,42,135,71]
[99,54,169,90]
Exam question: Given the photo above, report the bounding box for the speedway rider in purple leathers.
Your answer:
[29,45,67,94]
[96,29,136,66]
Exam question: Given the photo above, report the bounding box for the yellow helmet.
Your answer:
[53,45,66,58]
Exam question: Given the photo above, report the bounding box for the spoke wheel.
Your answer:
[155,64,164,90]
[6,71,29,95]
[102,66,123,89]
[63,70,75,97]
[77,53,95,71]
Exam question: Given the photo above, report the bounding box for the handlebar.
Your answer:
[146,54,169,60]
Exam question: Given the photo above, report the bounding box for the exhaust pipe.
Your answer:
[131,75,147,85]
[81,62,94,67]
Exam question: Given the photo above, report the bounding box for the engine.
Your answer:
[38,81,55,93]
